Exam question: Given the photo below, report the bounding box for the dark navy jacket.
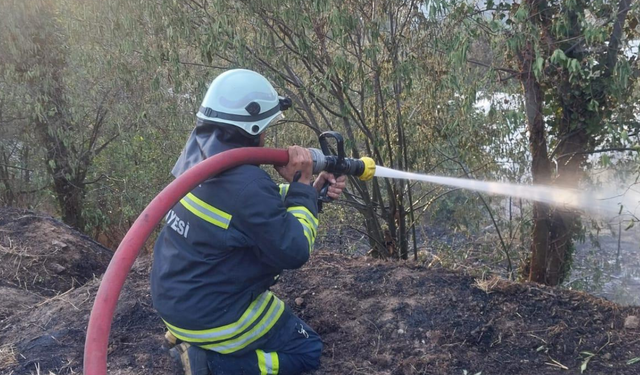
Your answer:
[150,128,318,350]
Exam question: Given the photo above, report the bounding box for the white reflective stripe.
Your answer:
[203,298,285,354]
[181,193,232,229]
[257,350,268,374]
[264,352,273,373]
[164,292,272,341]
[257,350,278,374]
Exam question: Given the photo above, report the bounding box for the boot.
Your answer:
[170,342,209,375]
[164,330,181,348]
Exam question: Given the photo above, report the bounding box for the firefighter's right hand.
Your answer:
[275,146,313,185]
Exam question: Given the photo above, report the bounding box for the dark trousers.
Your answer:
[206,310,322,375]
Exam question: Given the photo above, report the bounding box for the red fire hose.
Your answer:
[83,147,289,375]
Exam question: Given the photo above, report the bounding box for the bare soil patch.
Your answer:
[1,208,640,374]
[0,207,112,297]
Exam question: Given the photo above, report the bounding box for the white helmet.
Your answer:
[196,69,291,136]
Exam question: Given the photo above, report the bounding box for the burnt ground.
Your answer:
[1,208,640,374]
[0,207,112,298]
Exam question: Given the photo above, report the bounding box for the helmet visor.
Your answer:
[266,112,285,129]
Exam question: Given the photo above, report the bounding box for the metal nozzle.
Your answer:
[309,148,327,175]
[309,148,375,180]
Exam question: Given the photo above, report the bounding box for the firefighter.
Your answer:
[151,69,346,375]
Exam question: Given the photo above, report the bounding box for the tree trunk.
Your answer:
[546,106,588,284]
[519,0,630,285]
[0,148,15,206]
[352,178,387,257]
[46,146,86,230]
[370,177,392,257]
[37,114,87,231]
[519,40,554,284]
[53,174,86,230]
[520,54,589,286]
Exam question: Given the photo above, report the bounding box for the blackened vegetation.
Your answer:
[0,209,639,374]
[276,253,640,375]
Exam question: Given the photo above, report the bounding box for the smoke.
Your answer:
[586,175,640,224]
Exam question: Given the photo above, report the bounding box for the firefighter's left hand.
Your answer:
[313,173,347,199]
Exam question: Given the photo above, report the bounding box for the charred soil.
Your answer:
[1,208,640,374]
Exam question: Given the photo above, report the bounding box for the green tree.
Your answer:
[137,0,499,259]
[0,0,175,231]
[442,0,640,285]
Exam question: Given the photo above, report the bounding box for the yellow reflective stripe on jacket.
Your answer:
[296,223,313,254]
[180,192,232,229]
[291,212,317,238]
[287,206,318,223]
[257,350,279,374]
[278,184,290,202]
[288,207,318,234]
[287,206,317,253]
[163,291,274,343]
[287,207,318,228]
[300,224,314,244]
[201,296,285,354]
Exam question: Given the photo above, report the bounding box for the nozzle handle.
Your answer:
[319,131,345,161]
[318,181,332,203]
[317,132,345,203]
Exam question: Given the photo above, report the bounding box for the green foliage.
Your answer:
[125,0,504,259]
[0,0,191,233]
[2,0,637,290]
[435,0,640,284]
[0,0,537,264]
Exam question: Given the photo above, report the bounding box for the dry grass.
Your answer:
[33,362,60,375]
[1,344,62,374]
[473,275,501,294]
[0,343,18,370]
